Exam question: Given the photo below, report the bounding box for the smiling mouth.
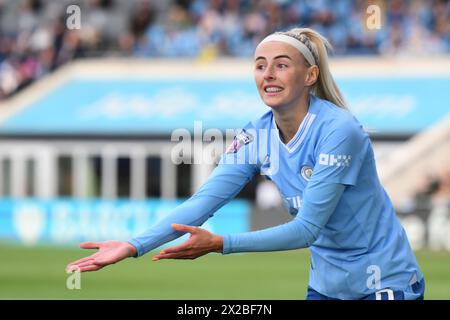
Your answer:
[264,86,284,94]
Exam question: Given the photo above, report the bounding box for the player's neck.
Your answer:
[273,94,310,145]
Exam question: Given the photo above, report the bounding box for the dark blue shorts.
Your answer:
[306,278,425,300]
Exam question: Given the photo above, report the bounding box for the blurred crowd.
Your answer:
[0,0,449,99]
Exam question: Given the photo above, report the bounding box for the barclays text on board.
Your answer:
[0,199,250,246]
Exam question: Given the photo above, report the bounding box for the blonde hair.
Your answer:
[277,27,347,109]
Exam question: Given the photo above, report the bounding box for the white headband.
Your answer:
[257,34,316,66]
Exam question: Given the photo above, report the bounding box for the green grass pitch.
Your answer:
[0,242,449,299]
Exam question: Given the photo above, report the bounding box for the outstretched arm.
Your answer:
[129,153,259,257]
[66,131,259,272]
[222,180,345,253]
[153,180,345,260]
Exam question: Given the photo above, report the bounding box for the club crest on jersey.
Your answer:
[300,166,313,181]
[226,129,254,154]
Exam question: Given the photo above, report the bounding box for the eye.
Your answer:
[255,64,266,71]
[278,63,288,69]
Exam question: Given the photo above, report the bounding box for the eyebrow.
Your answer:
[255,54,293,61]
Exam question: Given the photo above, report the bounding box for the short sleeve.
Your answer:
[311,120,368,186]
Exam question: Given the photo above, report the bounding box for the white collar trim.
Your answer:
[272,112,316,153]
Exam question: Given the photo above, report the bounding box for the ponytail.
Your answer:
[280,28,347,110]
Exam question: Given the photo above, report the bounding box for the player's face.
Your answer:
[254,41,314,110]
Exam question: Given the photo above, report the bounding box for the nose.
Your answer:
[263,65,275,81]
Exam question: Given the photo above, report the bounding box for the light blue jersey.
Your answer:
[129,94,423,300]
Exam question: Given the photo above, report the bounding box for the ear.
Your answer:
[305,65,319,87]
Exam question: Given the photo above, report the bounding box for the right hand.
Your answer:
[66,240,137,273]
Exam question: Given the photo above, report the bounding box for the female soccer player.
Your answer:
[67,28,424,300]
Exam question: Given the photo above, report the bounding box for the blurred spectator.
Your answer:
[407,169,450,215]
[432,168,450,204]
[428,168,450,250]
[395,168,450,250]
[1,0,449,100]
[415,174,440,206]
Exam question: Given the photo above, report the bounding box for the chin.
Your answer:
[262,99,284,110]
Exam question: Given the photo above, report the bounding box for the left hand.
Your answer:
[152,224,223,261]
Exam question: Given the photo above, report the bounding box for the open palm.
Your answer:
[66,240,137,272]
